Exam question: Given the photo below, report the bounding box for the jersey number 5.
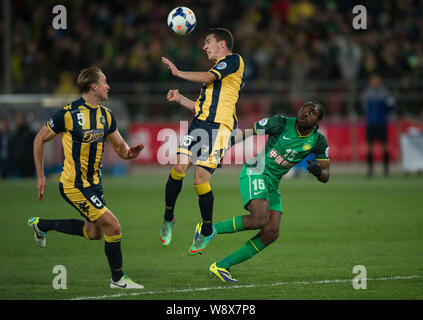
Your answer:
[77,113,86,126]
[90,195,102,208]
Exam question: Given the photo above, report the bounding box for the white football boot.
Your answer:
[27,217,47,248]
[110,274,144,289]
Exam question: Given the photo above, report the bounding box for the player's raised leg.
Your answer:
[27,217,47,248]
[27,216,95,247]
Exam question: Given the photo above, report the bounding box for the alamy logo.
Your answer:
[154,122,266,172]
[352,265,367,289]
[352,5,367,30]
[52,265,67,289]
[52,5,67,30]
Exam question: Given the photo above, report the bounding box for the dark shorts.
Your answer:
[177,119,232,174]
[367,124,387,143]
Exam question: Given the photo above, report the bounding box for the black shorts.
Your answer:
[366,124,387,143]
[177,119,232,174]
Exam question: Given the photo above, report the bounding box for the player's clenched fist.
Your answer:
[307,160,322,177]
[167,89,182,103]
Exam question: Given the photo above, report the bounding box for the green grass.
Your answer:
[0,168,422,300]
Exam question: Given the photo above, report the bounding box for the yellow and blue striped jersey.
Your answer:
[194,54,245,130]
[46,97,117,188]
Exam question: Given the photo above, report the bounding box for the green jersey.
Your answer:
[245,115,329,191]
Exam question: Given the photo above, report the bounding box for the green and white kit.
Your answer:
[239,115,329,212]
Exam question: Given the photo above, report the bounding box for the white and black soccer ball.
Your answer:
[167,7,196,36]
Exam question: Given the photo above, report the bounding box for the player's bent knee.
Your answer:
[248,199,270,229]
[245,212,269,229]
[174,160,189,174]
[256,214,270,229]
[87,233,103,241]
[268,230,279,243]
[83,222,103,240]
[85,229,103,240]
[194,167,211,185]
[109,221,121,236]
[261,230,279,246]
[97,210,121,236]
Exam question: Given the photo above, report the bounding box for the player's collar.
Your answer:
[295,123,315,138]
[80,96,100,109]
[215,53,233,63]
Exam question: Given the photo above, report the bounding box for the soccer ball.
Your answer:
[167,7,196,36]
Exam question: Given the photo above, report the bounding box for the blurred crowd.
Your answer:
[0,113,35,178]
[1,0,422,178]
[1,0,423,117]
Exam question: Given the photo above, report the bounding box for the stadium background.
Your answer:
[1,0,423,176]
[0,0,422,302]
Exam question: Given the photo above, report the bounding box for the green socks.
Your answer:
[214,216,244,234]
[216,235,266,269]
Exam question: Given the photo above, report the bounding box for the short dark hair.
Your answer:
[77,67,103,93]
[208,28,234,51]
[306,100,325,120]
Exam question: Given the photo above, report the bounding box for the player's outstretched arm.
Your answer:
[33,126,57,201]
[162,57,216,84]
[107,130,144,160]
[167,89,195,112]
[307,159,330,183]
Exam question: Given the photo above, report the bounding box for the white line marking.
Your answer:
[67,275,422,300]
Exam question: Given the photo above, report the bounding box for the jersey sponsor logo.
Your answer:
[48,119,54,128]
[269,149,295,168]
[258,118,268,126]
[325,147,329,157]
[216,62,227,70]
[82,129,105,143]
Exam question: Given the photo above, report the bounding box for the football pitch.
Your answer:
[0,167,422,300]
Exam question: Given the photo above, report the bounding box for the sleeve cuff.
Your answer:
[210,70,221,80]
[46,123,58,135]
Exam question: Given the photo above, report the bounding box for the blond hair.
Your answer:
[77,67,102,93]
